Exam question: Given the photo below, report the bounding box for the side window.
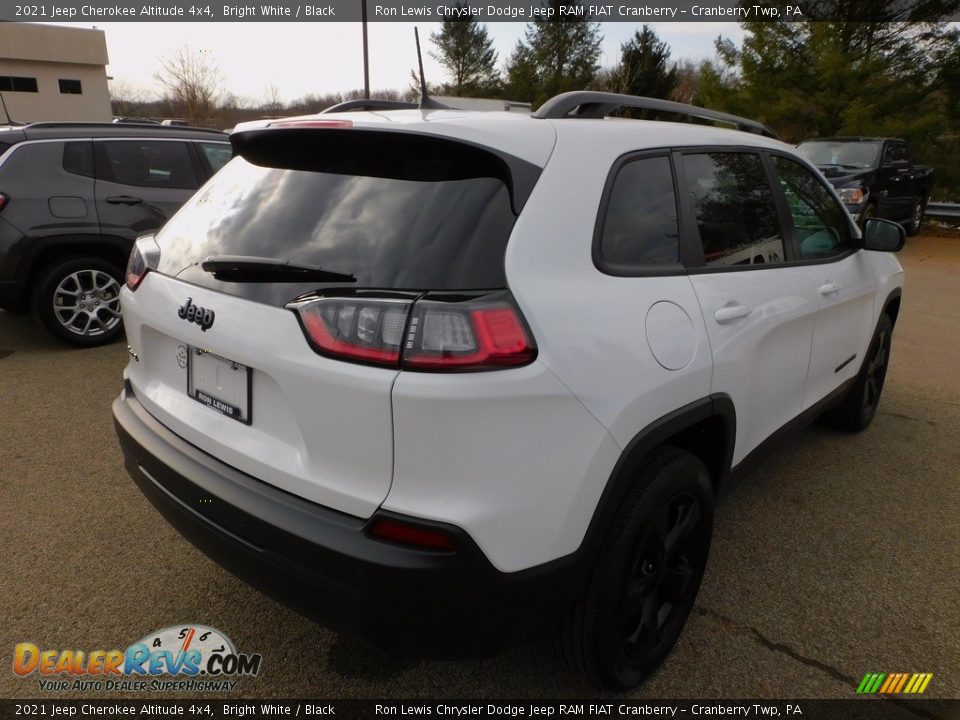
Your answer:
[598,155,680,268]
[98,141,199,189]
[199,142,232,173]
[58,79,83,94]
[681,152,785,267]
[0,76,38,92]
[63,142,94,177]
[885,143,907,164]
[772,156,854,260]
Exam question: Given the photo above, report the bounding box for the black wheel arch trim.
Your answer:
[881,286,902,328]
[1,233,130,306]
[845,290,899,381]
[24,234,130,279]
[578,394,735,560]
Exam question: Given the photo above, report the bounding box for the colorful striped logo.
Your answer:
[857,673,934,694]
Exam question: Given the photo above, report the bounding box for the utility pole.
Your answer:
[361,0,370,97]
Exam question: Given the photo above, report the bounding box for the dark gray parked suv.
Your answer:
[0,122,230,346]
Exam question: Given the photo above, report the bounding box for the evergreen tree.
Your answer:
[429,6,500,96]
[505,1,602,107]
[616,25,678,100]
[697,8,960,196]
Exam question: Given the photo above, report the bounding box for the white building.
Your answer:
[0,23,111,123]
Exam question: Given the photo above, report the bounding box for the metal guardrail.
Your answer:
[926,202,960,219]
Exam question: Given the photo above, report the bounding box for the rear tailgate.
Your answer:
[121,122,545,518]
[122,273,398,518]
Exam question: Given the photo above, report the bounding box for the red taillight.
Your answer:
[298,297,410,367]
[125,235,160,291]
[125,245,149,291]
[293,293,536,372]
[0,192,8,211]
[403,302,536,370]
[369,517,457,552]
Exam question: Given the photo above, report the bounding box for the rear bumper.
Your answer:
[112,383,584,659]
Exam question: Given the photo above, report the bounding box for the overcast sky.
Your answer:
[47,21,745,104]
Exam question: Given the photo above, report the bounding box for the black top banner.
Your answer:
[4,0,960,22]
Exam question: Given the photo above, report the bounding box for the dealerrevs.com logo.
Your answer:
[13,625,262,692]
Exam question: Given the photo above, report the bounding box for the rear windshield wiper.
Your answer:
[200,255,356,283]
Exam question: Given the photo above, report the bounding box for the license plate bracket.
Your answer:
[186,347,251,425]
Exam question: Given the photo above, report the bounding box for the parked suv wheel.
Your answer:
[906,197,926,236]
[858,202,876,230]
[33,258,124,347]
[825,313,893,432]
[558,447,713,690]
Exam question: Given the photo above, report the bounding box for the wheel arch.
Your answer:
[25,235,130,306]
[579,394,735,557]
[882,287,902,328]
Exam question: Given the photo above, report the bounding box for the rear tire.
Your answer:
[557,447,713,690]
[858,202,876,230]
[824,313,893,432]
[32,258,125,347]
[906,197,926,236]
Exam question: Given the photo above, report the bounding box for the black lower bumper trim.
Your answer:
[112,386,584,659]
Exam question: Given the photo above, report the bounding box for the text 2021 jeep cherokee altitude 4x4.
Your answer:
[113,93,905,690]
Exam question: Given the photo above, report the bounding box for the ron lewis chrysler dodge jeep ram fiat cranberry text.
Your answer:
[113,93,905,690]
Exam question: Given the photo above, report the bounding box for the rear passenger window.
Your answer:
[681,152,785,267]
[772,156,854,259]
[598,155,679,268]
[98,141,198,189]
[63,142,94,177]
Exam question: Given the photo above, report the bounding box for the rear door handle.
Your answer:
[105,195,143,205]
[819,282,842,295]
[714,303,752,324]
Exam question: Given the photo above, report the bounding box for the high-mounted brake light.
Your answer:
[368,517,457,552]
[267,120,353,129]
[292,292,536,372]
[125,235,161,291]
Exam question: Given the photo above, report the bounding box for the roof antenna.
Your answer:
[0,92,18,126]
[414,27,447,111]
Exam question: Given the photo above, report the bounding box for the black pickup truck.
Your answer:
[796,137,934,235]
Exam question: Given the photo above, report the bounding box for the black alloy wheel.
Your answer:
[557,447,714,690]
[618,490,706,664]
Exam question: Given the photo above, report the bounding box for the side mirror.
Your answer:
[863,218,905,252]
[882,159,909,173]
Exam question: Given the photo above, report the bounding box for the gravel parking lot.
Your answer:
[2,229,958,700]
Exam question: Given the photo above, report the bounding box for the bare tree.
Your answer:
[261,82,284,117]
[108,79,152,119]
[154,46,224,126]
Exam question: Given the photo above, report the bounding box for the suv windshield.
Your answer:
[796,141,880,170]
[157,130,532,304]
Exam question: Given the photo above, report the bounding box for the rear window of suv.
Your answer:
[156,130,529,293]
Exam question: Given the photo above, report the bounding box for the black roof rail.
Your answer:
[24,121,225,134]
[322,99,420,114]
[532,92,778,139]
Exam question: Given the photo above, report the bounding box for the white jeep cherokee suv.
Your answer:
[113,92,905,690]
